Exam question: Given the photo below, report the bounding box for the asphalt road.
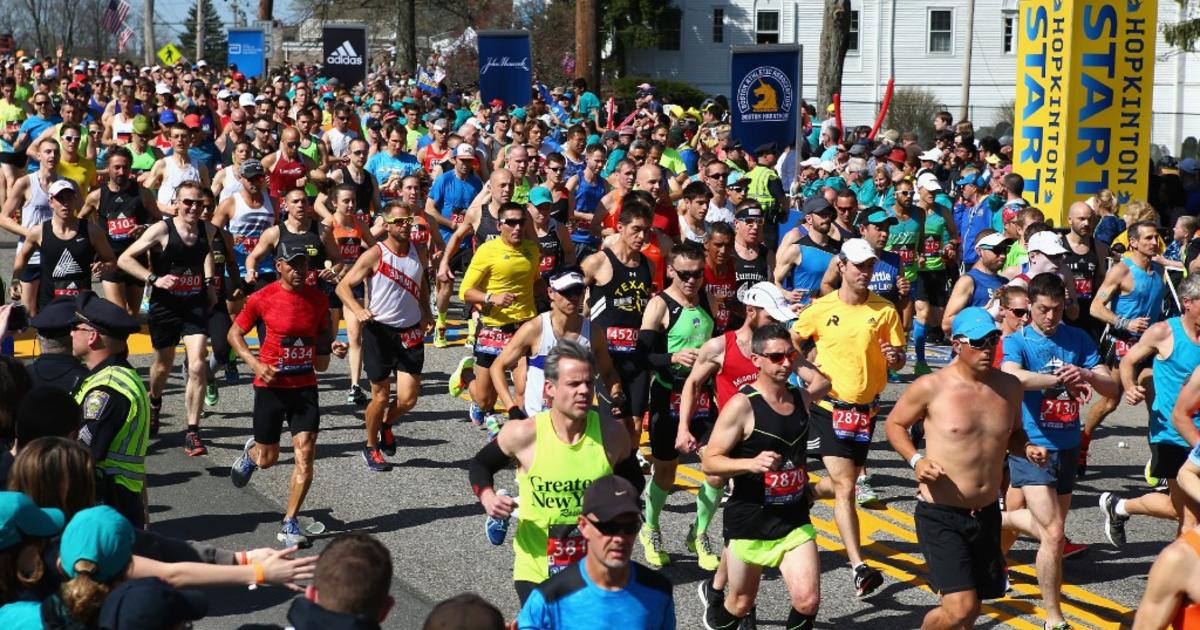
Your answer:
[4,233,1169,629]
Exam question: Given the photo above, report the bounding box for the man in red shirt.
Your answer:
[227,241,345,547]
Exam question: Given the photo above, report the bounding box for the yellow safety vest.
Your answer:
[746,165,781,218]
[75,364,150,493]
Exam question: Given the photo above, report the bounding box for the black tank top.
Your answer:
[209,223,233,299]
[340,166,377,220]
[733,243,769,295]
[475,204,501,248]
[537,220,563,276]
[38,220,94,309]
[98,181,149,253]
[590,248,653,358]
[278,221,326,287]
[151,219,209,306]
[724,384,812,541]
[1063,234,1099,303]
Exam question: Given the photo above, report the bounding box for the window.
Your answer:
[848,10,860,53]
[1002,11,1016,54]
[658,8,681,50]
[928,9,953,53]
[756,10,780,45]
[712,8,725,43]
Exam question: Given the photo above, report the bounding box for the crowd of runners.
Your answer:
[1,49,1200,629]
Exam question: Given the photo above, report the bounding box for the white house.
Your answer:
[625,0,1200,155]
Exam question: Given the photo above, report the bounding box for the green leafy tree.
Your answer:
[603,0,680,77]
[1164,0,1200,51]
[180,0,227,66]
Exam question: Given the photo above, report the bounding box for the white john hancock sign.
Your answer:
[480,56,530,75]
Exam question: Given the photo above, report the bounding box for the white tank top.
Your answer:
[21,175,57,266]
[524,312,592,414]
[229,192,275,275]
[156,156,202,206]
[218,171,246,202]
[367,242,424,328]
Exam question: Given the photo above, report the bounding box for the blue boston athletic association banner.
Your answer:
[227,29,265,79]
[730,45,802,152]
[477,30,532,108]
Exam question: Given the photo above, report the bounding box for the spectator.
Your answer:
[423,593,508,630]
[97,577,208,630]
[25,298,88,394]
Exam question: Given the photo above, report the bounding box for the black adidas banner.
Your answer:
[322,24,368,87]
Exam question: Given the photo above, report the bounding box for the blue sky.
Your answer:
[153,0,300,43]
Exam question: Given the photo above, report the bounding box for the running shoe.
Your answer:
[347,384,367,405]
[224,362,240,385]
[1099,491,1128,547]
[887,369,904,384]
[639,526,670,567]
[469,403,486,427]
[433,326,449,348]
[686,524,720,571]
[697,575,723,609]
[853,563,884,598]
[277,517,310,548]
[204,382,219,408]
[484,414,504,441]
[230,437,258,488]
[183,430,207,457]
[484,489,513,545]
[1145,458,1168,488]
[379,424,397,456]
[1077,431,1092,478]
[636,450,652,474]
[1062,538,1090,558]
[1045,623,1073,630]
[912,362,933,376]
[738,608,757,630]
[449,356,475,398]
[149,401,162,437]
[361,446,393,472]
[855,474,880,506]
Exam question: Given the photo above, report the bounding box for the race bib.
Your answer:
[476,326,513,356]
[669,389,712,422]
[106,216,139,240]
[1113,338,1134,361]
[1039,391,1079,430]
[831,405,874,442]
[277,336,315,374]
[450,209,466,225]
[168,268,203,297]
[605,326,638,354]
[338,239,362,262]
[398,325,425,349]
[305,269,320,286]
[410,224,429,245]
[763,463,807,505]
[895,245,916,265]
[546,524,587,576]
[53,282,81,298]
[922,235,943,257]
[234,234,260,252]
[573,217,591,234]
[539,253,557,273]
[1074,276,1093,299]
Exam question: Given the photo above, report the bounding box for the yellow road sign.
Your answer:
[157,43,183,66]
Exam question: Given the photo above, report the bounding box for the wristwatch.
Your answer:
[146,273,159,285]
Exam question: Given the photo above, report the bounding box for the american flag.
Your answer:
[102,0,131,34]
[117,26,134,52]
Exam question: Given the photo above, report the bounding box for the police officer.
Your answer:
[26,297,88,392]
[744,142,787,248]
[70,291,150,528]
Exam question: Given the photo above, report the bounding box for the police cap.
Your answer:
[30,298,78,337]
[74,292,140,339]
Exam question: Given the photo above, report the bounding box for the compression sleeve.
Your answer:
[469,440,511,497]
[614,454,647,496]
[637,328,672,373]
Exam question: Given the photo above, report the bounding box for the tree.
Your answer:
[1164,0,1200,51]
[180,0,228,65]
[602,0,679,78]
[816,0,852,114]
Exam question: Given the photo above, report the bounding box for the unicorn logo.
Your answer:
[736,65,794,123]
[752,79,778,112]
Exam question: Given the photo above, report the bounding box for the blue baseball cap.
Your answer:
[60,505,135,582]
[951,307,1000,341]
[528,186,554,207]
[956,173,985,188]
[0,492,64,550]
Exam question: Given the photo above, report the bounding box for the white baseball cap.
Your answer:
[840,238,879,264]
[800,157,821,168]
[155,83,171,95]
[917,172,943,192]
[453,144,477,161]
[217,88,232,100]
[977,233,1014,250]
[548,269,585,292]
[238,93,256,107]
[918,148,943,162]
[739,282,798,323]
[1027,231,1068,256]
[48,180,77,198]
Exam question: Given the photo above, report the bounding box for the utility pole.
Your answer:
[143,0,156,65]
[575,0,598,90]
[959,0,975,122]
[196,0,205,62]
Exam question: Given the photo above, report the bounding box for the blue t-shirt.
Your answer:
[365,151,422,200]
[429,170,484,242]
[517,562,675,630]
[1188,441,1200,468]
[20,114,63,171]
[1001,323,1101,450]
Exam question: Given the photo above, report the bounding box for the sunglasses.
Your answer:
[896,190,914,197]
[382,216,414,225]
[337,116,350,121]
[556,285,585,298]
[757,350,799,364]
[1008,308,1030,318]
[61,136,80,142]
[707,172,729,179]
[350,150,366,156]
[673,269,703,281]
[587,518,640,536]
[255,127,272,132]
[985,246,1011,257]
[179,198,205,207]
[545,166,564,173]
[737,217,763,225]
[955,331,1001,350]
[286,142,299,148]
[501,217,525,227]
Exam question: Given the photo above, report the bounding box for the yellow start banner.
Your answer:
[1014,0,1156,223]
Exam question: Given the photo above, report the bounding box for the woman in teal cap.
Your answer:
[0,491,64,608]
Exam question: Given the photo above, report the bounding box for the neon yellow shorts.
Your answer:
[728,523,817,568]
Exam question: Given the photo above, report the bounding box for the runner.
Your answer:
[775,197,839,306]
[1130,442,1200,630]
[78,147,159,316]
[199,187,242,405]
[999,272,1118,630]
[468,339,637,604]
[567,144,608,261]
[731,203,772,302]
[704,222,738,335]
[12,179,116,315]
[211,158,276,300]
[1083,221,1166,476]
[336,202,430,471]
[1,138,62,315]
[941,231,1012,331]
[244,189,342,294]
[885,307,1025,630]
[911,177,956,376]
[426,143,484,346]
[638,244,714,568]
[458,201,540,427]
[146,123,210,214]
[263,127,324,213]
[818,208,908,308]
[317,137,378,223]
[678,181,712,246]
[529,186,576,313]
[325,184,377,404]
[701,323,824,630]
[883,178,922,330]
[1099,273,1200,544]
[1062,201,1108,341]
[792,238,906,598]
[116,180,216,449]
[228,240,343,548]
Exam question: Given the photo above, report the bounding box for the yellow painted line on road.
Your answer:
[671,464,1130,629]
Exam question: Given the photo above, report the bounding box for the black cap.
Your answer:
[74,292,139,339]
[801,196,834,216]
[723,139,743,152]
[848,144,866,157]
[30,297,78,337]
[582,475,640,522]
[870,144,890,158]
[754,141,779,157]
[98,578,208,630]
[275,241,311,263]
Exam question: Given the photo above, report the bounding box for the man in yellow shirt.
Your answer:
[54,123,96,200]
[793,238,906,599]
[459,201,540,428]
